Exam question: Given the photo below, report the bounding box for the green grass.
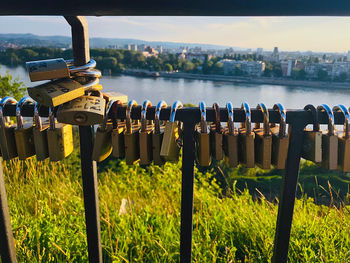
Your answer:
[2,150,350,262]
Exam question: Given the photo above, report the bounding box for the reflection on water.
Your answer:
[2,64,350,109]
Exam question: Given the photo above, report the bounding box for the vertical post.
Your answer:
[272,121,306,263]
[0,159,17,263]
[180,120,196,263]
[65,16,102,263]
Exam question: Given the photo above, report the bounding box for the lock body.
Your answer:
[57,95,106,125]
[47,123,74,161]
[301,130,322,163]
[254,129,272,169]
[238,129,255,168]
[139,129,153,165]
[112,127,125,158]
[92,124,113,162]
[14,123,36,160]
[338,137,350,172]
[210,129,223,161]
[28,78,84,107]
[125,131,140,165]
[0,126,18,160]
[152,132,164,165]
[271,132,289,169]
[26,58,70,82]
[33,123,49,161]
[160,122,181,161]
[196,131,210,167]
[223,132,239,168]
[322,133,338,170]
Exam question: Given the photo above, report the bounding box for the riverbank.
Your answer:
[159,72,350,89]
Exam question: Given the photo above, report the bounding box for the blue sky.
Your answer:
[0,16,350,52]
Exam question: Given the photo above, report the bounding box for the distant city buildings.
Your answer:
[219,59,265,77]
[271,47,279,62]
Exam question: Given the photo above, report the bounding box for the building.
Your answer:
[281,59,297,77]
[219,59,265,77]
[138,44,146,51]
[305,63,333,79]
[256,48,263,56]
[124,44,131,50]
[130,44,138,51]
[156,45,163,54]
[271,47,279,62]
[332,61,350,78]
[186,53,212,62]
[142,46,159,57]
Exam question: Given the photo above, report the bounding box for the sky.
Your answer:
[0,16,350,52]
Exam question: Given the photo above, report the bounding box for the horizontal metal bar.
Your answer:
[1,104,348,126]
[1,0,350,16]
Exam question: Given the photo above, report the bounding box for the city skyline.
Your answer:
[1,16,350,52]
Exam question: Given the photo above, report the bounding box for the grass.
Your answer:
[2,147,350,262]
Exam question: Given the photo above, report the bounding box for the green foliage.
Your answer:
[3,147,350,262]
[0,68,26,100]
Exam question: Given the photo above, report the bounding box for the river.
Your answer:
[2,65,350,109]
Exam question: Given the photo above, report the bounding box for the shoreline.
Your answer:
[157,72,350,89]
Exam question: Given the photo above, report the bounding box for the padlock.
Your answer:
[103,92,128,105]
[14,96,36,160]
[238,102,255,168]
[223,102,238,167]
[317,104,338,170]
[92,100,116,162]
[57,90,106,125]
[124,100,140,165]
[210,103,224,161]
[47,107,74,161]
[139,100,153,165]
[111,101,126,158]
[254,103,272,169]
[152,101,168,165]
[301,104,322,163]
[333,105,350,172]
[0,97,18,160]
[32,102,49,161]
[26,58,97,82]
[195,101,211,167]
[160,101,183,162]
[271,103,289,169]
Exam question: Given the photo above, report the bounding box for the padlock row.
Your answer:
[0,96,74,161]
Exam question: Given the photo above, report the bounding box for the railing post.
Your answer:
[65,16,103,263]
[0,158,17,263]
[272,120,306,263]
[180,119,196,263]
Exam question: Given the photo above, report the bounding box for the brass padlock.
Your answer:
[57,90,106,125]
[0,97,18,160]
[223,102,238,167]
[111,101,126,158]
[14,96,36,160]
[301,105,322,163]
[47,108,74,161]
[271,103,289,169]
[195,101,211,167]
[124,100,140,165]
[32,102,49,161]
[160,101,183,162]
[139,100,153,165]
[333,105,350,172]
[317,104,338,170]
[152,100,167,165]
[254,103,272,169]
[92,100,116,162]
[210,103,224,161]
[238,102,255,168]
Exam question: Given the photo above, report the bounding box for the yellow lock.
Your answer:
[152,101,168,165]
[14,96,36,160]
[92,99,116,162]
[124,100,140,165]
[47,107,74,161]
[0,97,18,160]
[33,102,49,161]
[160,101,183,162]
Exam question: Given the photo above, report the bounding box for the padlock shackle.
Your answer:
[67,59,96,73]
[154,100,167,134]
[317,104,334,136]
[226,102,235,135]
[273,103,287,137]
[334,104,349,139]
[74,69,102,79]
[304,104,320,132]
[141,100,152,132]
[199,101,207,133]
[212,103,222,133]
[33,102,42,130]
[126,100,137,134]
[49,107,56,130]
[0,96,16,128]
[16,96,34,130]
[82,77,100,92]
[241,102,252,134]
[170,101,183,123]
[101,99,116,131]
